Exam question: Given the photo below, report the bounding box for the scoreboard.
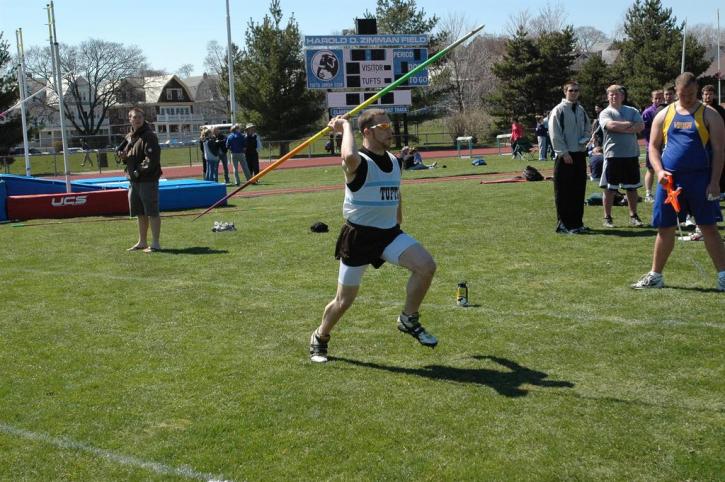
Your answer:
[303,34,428,116]
[305,48,429,90]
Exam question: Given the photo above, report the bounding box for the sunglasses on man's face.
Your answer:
[567,89,579,92]
[370,122,391,130]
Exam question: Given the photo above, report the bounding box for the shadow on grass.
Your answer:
[587,228,658,237]
[332,355,574,397]
[665,285,723,293]
[157,246,229,255]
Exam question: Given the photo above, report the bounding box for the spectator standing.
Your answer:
[226,124,250,185]
[641,90,665,202]
[510,118,526,159]
[80,138,93,167]
[548,80,591,234]
[632,72,725,291]
[199,128,207,178]
[702,84,725,196]
[217,129,230,184]
[203,127,220,182]
[599,85,645,228]
[119,107,162,252]
[244,123,263,178]
[662,85,675,106]
[535,115,548,160]
[542,110,555,158]
[589,104,604,148]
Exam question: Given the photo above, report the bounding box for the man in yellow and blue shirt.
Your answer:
[632,73,725,291]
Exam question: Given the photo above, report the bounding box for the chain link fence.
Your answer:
[4,130,475,177]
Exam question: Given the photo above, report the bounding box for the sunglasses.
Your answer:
[567,89,579,92]
[369,122,391,130]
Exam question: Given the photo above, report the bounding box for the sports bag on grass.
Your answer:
[522,165,544,181]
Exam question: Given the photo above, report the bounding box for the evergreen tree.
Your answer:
[235,0,324,154]
[577,54,612,115]
[369,0,439,38]
[0,32,22,159]
[536,27,577,113]
[489,26,577,129]
[489,27,544,128]
[611,0,708,108]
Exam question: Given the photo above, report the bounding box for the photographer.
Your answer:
[118,107,162,252]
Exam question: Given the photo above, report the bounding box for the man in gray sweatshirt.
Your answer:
[548,80,591,234]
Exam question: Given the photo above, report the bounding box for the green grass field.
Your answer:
[1,156,723,480]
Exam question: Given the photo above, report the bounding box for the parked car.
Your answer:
[9,146,41,155]
[161,139,184,148]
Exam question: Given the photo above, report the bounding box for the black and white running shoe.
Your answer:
[397,313,438,348]
[309,330,330,363]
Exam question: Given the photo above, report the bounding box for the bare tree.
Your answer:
[506,1,568,38]
[24,38,146,137]
[530,1,568,36]
[138,67,167,76]
[506,10,532,37]
[204,40,226,76]
[176,63,194,78]
[439,14,504,113]
[574,26,609,53]
[689,23,725,57]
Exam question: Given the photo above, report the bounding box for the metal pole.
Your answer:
[48,2,71,192]
[718,9,721,104]
[225,0,237,124]
[680,19,687,74]
[15,29,31,176]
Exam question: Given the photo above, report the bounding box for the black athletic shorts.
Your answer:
[334,221,402,268]
[599,156,642,191]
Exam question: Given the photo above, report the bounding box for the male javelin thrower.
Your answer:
[309,109,438,363]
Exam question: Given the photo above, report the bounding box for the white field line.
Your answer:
[0,422,231,482]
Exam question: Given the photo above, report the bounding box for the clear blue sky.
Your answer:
[1,0,722,76]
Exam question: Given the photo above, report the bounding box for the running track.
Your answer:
[46,145,511,182]
[42,145,555,203]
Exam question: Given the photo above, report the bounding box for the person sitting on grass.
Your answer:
[588,144,604,182]
[399,146,437,170]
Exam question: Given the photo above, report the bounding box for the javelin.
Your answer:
[193,24,485,221]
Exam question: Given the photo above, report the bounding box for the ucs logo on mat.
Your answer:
[51,195,87,207]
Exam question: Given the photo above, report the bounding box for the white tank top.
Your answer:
[342,151,400,229]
